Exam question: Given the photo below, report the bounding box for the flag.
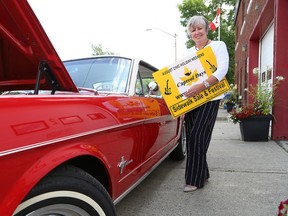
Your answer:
[209,7,221,32]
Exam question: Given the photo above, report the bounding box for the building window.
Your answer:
[247,0,253,14]
[240,21,246,35]
[242,0,246,23]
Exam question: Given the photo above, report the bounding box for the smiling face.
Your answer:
[187,16,209,46]
[189,25,208,44]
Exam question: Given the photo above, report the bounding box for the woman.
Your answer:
[183,15,229,192]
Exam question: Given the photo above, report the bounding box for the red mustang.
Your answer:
[0,1,186,215]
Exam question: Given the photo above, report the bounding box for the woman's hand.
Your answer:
[184,83,204,98]
[184,76,218,98]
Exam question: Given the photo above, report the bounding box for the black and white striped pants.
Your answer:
[184,100,220,188]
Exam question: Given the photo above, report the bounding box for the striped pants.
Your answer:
[184,100,220,188]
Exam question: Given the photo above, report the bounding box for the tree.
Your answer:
[177,0,236,84]
[91,44,117,55]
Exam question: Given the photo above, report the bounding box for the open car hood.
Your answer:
[0,0,78,92]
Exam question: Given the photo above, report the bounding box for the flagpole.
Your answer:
[218,5,220,41]
[218,19,220,41]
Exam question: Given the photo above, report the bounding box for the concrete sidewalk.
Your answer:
[208,108,288,215]
[116,108,288,216]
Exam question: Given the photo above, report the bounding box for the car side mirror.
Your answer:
[148,81,159,92]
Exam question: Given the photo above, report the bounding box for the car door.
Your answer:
[135,62,179,167]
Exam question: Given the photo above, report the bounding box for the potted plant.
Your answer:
[228,67,284,141]
[278,198,288,216]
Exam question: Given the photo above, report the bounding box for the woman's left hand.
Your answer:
[184,83,204,98]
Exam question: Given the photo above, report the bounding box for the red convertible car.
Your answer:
[0,1,186,215]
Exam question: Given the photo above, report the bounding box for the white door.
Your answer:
[259,23,274,88]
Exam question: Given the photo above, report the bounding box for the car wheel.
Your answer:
[13,165,116,216]
[169,121,187,160]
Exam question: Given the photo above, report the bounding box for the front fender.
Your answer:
[0,142,111,216]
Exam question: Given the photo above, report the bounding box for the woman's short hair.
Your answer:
[187,16,209,35]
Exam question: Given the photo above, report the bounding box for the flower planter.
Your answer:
[226,102,235,113]
[239,115,273,141]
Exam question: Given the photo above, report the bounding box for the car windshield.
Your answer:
[63,57,131,94]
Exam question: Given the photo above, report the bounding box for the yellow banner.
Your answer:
[153,46,230,118]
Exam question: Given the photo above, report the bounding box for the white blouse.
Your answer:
[183,40,229,100]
